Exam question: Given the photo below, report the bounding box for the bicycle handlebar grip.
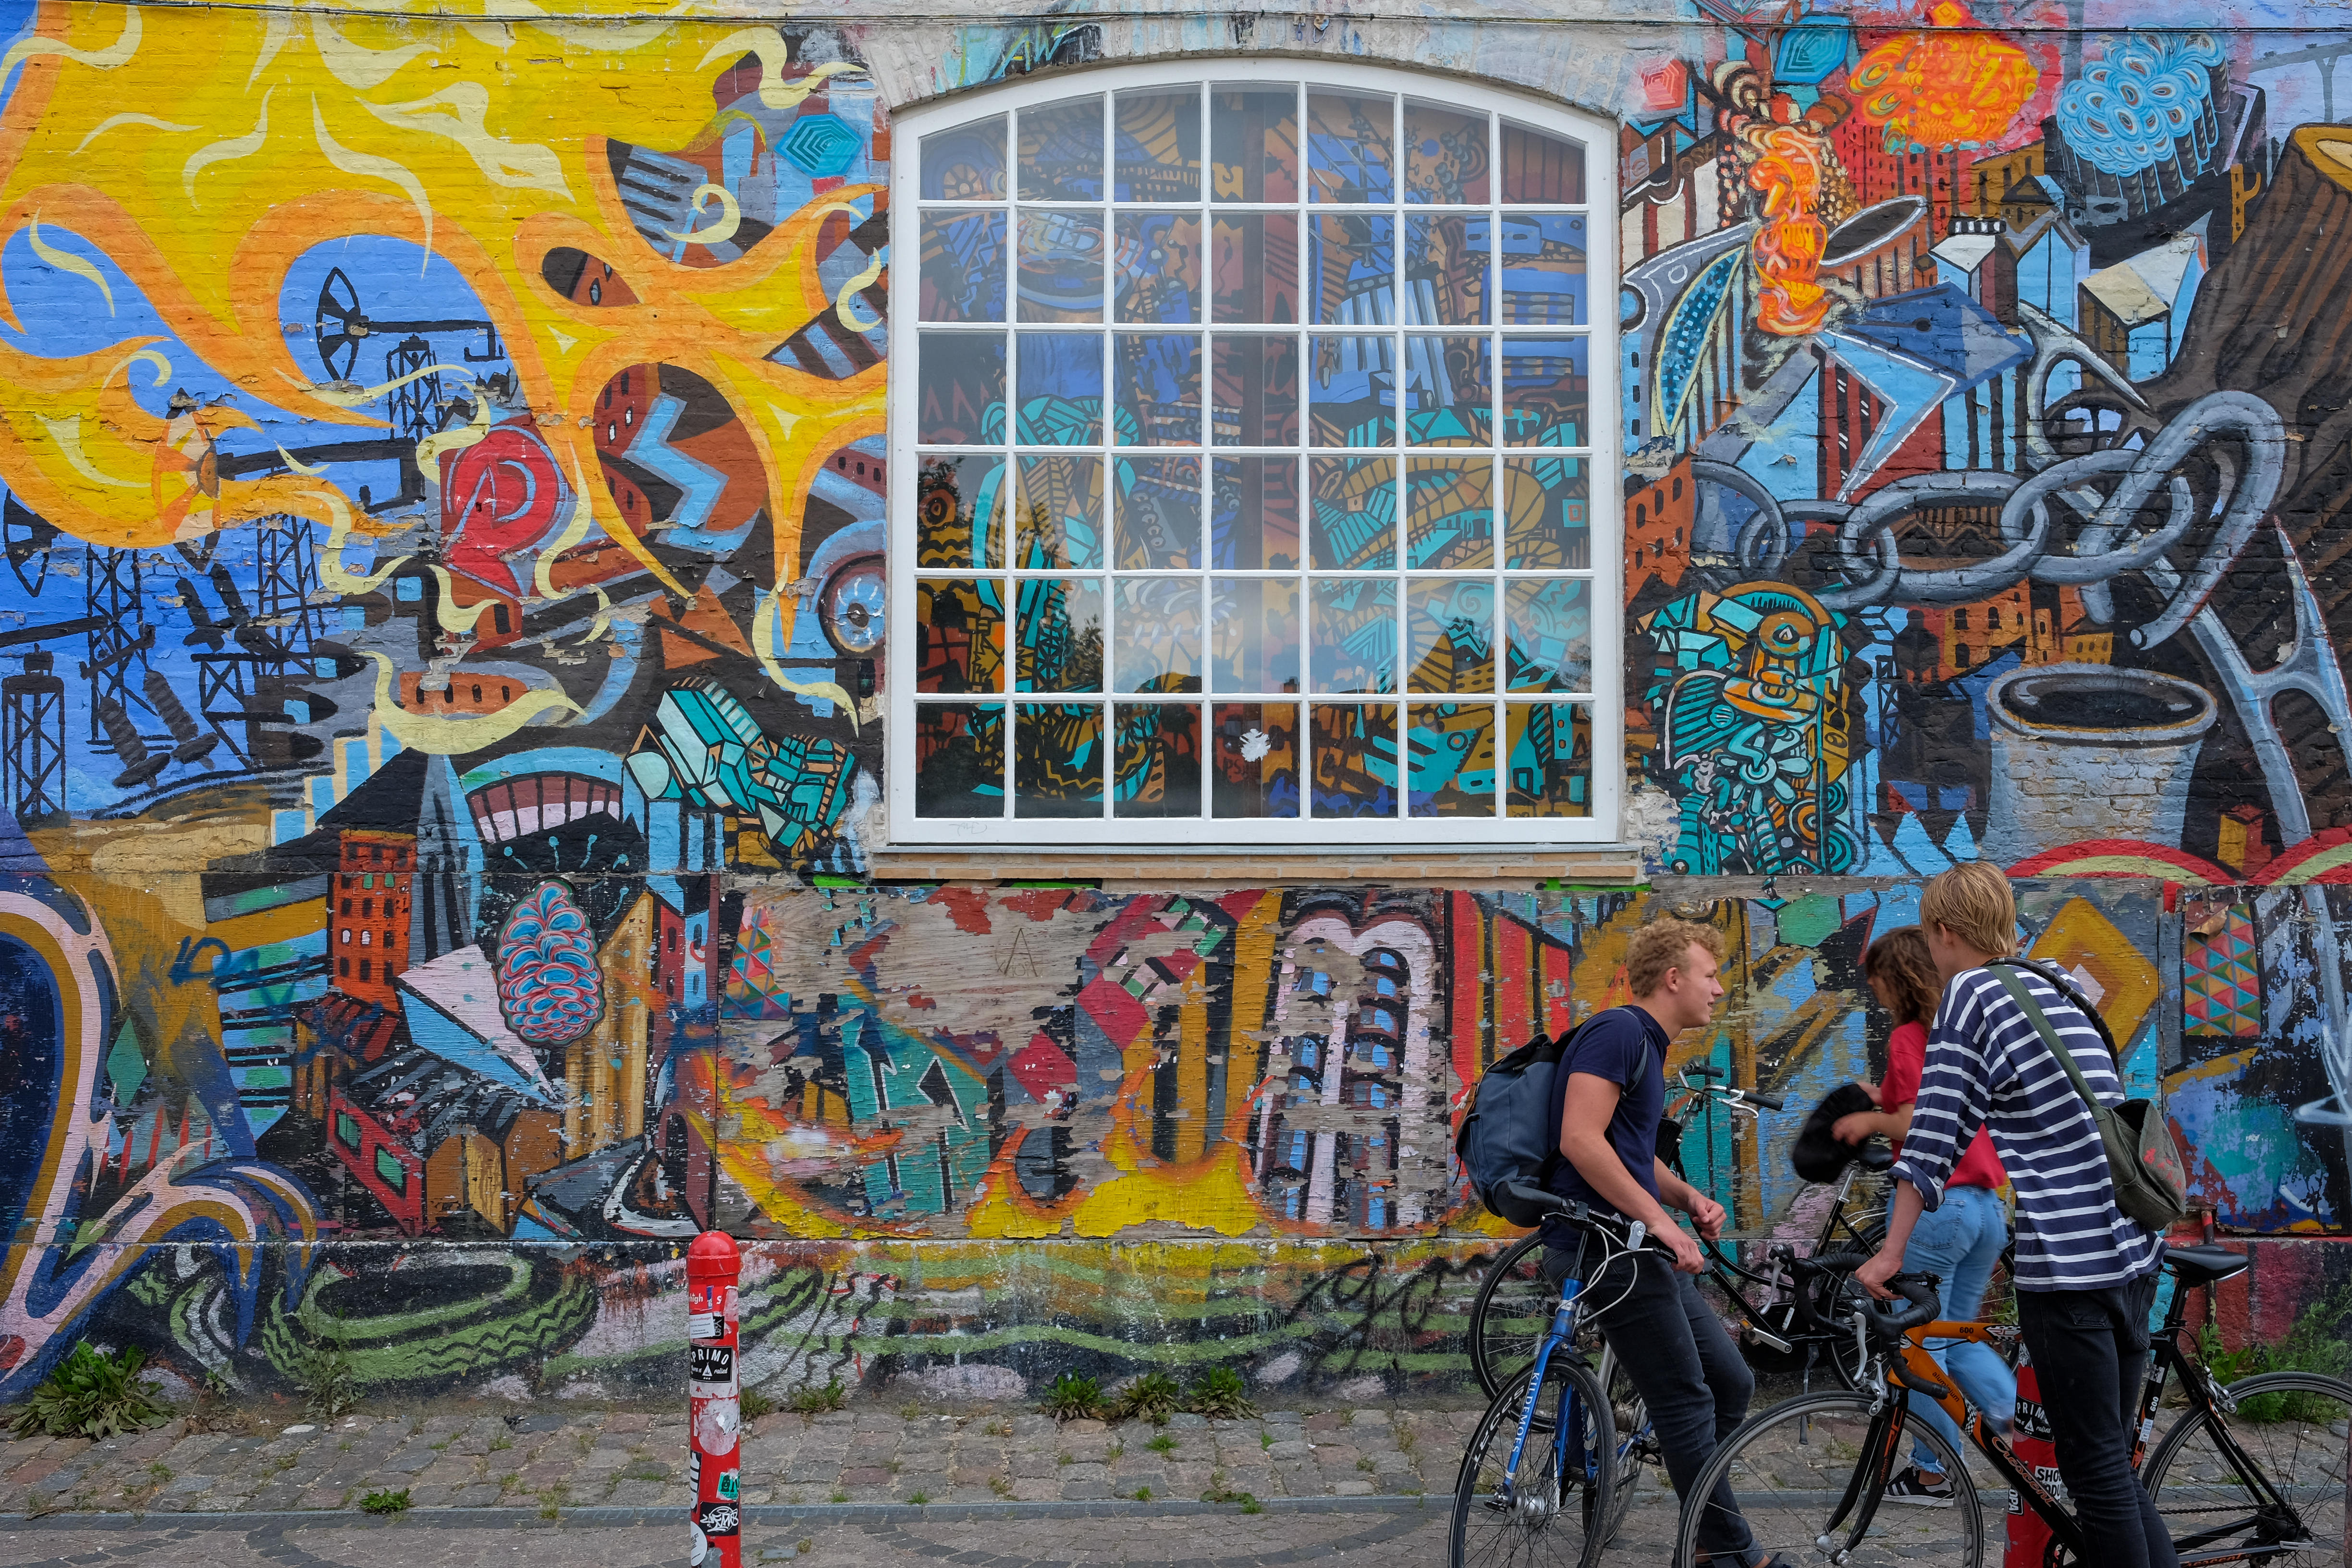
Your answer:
[1746,1089,1786,1111]
[1685,1063,1727,1080]
[1501,1180,1572,1219]
[1786,1251,1876,1335]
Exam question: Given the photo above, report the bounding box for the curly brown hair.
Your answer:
[1863,925,1941,1029]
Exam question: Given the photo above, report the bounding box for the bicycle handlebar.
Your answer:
[1780,1248,1941,1343]
[1678,1074,1787,1113]
[1499,1182,1673,1257]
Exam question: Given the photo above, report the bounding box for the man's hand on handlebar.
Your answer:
[1662,1223,1704,1274]
[1684,1193,1726,1243]
[1854,1243,1905,1301]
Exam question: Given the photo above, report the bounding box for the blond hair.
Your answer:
[1626,918,1727,996]
[1918,862,2020,958]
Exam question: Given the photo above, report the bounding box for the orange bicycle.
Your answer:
[1674,1247,2349,1566]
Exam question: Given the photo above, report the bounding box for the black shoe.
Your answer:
[1882,1465,1955,1508]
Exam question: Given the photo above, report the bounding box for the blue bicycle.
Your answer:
[1449,1185,1664,1568]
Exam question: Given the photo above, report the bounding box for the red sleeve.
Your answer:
[1878,1020,1927,1110]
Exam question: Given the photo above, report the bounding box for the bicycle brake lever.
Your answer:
[1625,1220,1647,1252]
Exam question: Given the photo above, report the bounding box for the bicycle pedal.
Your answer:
[1742,1323,1793,1355]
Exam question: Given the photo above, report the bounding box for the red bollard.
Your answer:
[687,1230,744,1568]
[2003,1341,2060,1567]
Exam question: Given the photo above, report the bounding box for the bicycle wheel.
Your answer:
[1469,1231,1553,1401]
[2142,1371,2350,1565]
[1674,1390,1984,1568]
[1450,1358,1618,1568]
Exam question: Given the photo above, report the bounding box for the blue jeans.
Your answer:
[1899,1183,2016,1471]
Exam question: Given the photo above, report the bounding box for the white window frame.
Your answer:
[885,59,1622,847]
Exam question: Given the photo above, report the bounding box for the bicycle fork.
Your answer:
[1817,1386,1909,1557]
[1500,1294,1588,1523]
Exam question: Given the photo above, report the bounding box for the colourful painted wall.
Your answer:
[0,0,2346,1405]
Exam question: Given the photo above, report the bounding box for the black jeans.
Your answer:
[1546,1240,1757,1564]
[2015,1274,2178,1568]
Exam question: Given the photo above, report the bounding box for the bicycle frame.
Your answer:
[1498,1291,1601,1516]
[1831,1306,2313,1567]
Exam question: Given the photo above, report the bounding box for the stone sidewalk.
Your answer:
[0,1404,1486,1518]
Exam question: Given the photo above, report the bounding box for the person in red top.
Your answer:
[1834,925,2016,1507]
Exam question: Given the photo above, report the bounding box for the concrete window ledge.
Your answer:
[863,848,1648,886]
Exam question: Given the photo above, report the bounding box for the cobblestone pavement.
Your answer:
[0,1405,1482,1517]
[0,1494,1696,1568]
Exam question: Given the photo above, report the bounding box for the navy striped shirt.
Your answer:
[1891,962,2164,1292]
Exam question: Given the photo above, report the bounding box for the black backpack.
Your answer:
[1456,1017,1608,1226]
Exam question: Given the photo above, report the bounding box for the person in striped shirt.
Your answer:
[1854,863,2171,1568]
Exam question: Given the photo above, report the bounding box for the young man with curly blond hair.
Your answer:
[1544,917,1774,1568]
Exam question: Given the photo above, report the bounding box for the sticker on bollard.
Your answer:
[687,1229,744,1568]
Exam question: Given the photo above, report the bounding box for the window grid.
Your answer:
[895,65,1616,843]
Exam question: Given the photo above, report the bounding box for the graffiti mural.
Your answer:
[0,0,2342,1408]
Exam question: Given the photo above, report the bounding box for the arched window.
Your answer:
[890,62,1619,845]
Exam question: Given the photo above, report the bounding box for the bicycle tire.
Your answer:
[1468,1231,1552,1402]
[1672,1389,1984,1568]
[1450,1357,1619,1568]
[2142,1370,2350,1566]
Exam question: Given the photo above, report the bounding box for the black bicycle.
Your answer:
[1467,1064,1893,1402]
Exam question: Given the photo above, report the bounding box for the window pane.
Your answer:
[1506,701,1592,817]
[1500,455,1590,569]
[1018,97,1104,201]
[1212,702,1301,818]
[1309,334,1396,448]
[917,580,1004,694]
[1407,702,1498,817]
[1211,337,1298,447]
[1308,456,1396,570]
[1112,334,1202,447]
[1403,101,1491,204]
[1402,214,1489,327]
[1500,336,1588,448]
[1016,703,1105,817]
[1405,578,1495,693]
[1211,456,1300,570]
[1499,214,1588,325]
[1115,454,1202,568]
[1016,211,1105,324]
[1211,86,1299,203]
[1306,91,1394,204]
[1310,702,1398,817]
[917,332,1004,445]
[1504,579,1592,693]
[1210,213,1302,324]
[1406,458,1494,569]
[1017,211,1105,323]
[1016,333,1103,444]
[1113,579,1203,692]
[1311,213,1395,326]
[915,702,1004,816]
[1115,88,1201,202]
[922,117,1006,201]
[1014,577,1104,692]
[916,453,1006,570]
[1500,121,1586,204]
[1114,702,1202,816]
[1210,577,1301,692]
[1016,454,1103,568]
[1310,578,1397,694]
[919,210,1007,323]
[1402,335,1491,446]
[1114,213,1202,324]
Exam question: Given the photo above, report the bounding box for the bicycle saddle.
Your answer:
[2163,1244,2249,1287]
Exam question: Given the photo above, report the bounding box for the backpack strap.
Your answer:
[1985,963,2110,1122]
[1989,957,2125,1073]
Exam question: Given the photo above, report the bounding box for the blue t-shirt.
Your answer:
[1544,1005,1668,1221]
